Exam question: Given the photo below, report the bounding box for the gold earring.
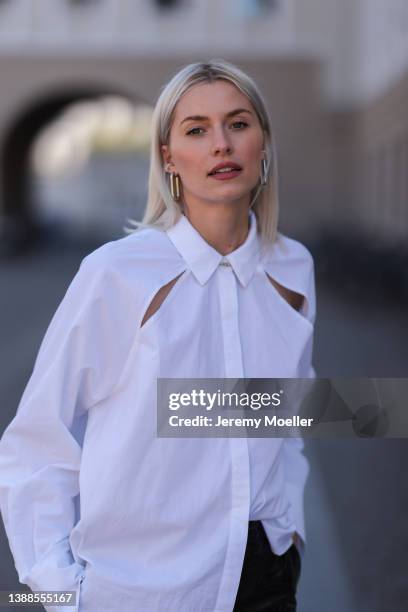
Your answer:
[169,172,181,201]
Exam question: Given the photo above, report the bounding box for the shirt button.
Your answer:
[219,257,231,267]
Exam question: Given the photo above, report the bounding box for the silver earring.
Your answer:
[260,157,269,187]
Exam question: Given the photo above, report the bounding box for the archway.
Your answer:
[0,84,152,254]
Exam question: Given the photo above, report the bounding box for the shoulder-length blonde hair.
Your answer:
[127,58,279,246]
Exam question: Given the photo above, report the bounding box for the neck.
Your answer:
[182,202,250,256]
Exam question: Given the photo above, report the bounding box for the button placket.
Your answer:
[214,262,251,612]
[217,263,243,378]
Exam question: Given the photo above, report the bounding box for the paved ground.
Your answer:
[0,237,407,612]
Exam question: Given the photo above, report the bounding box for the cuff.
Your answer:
[22,539,85,612]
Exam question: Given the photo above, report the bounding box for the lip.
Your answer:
[208,162,242,176]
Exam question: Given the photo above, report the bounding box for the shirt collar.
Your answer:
[166,210,260,287]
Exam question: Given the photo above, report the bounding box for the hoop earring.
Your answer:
[260,157,269,187]
[168,172,181,201]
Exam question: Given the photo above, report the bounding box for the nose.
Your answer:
[211,127,233,156]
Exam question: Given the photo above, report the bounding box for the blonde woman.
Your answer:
[0,59,316,611]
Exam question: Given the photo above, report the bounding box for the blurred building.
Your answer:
[0,0,407,251]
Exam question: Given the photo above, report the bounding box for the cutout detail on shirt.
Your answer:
[265,272,305,313]
[141,272,185,327]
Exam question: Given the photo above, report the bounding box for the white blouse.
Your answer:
[0,210,316,612]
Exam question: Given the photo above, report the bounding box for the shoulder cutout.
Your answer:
[141,272,185,327]
[262,232,316,323]
[266,272,305,312]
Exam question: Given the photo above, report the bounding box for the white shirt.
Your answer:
[0,210,316,612]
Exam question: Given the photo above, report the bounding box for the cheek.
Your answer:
[175,146,205,176]
[168,134,197,174]
[243,135,263,167]
[246,149,262,177]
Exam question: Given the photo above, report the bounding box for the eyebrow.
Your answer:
[180,108,253,126]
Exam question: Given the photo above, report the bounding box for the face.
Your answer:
[161,80,265,212]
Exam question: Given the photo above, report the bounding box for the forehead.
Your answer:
[173,80,253,120]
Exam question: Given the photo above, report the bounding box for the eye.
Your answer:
[186,127,205,136]
[231,121,248,129]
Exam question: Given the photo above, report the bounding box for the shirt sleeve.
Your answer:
[301,249,316,378]
[0,250,138,605]
[263,232,317,377]
[282,245,317,554]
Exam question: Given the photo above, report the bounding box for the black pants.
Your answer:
[233,520,301,612]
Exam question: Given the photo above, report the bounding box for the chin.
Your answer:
[218,190,252,204]
[212,184,251,197]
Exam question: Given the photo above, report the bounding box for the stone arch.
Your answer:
[0,83,148,254]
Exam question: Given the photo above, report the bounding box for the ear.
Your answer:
[161,144,174,172]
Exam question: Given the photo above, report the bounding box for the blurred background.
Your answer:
[0,1,407,610]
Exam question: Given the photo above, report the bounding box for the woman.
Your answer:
[0,59,316,611]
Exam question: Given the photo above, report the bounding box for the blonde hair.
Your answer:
[126,58,279,246]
